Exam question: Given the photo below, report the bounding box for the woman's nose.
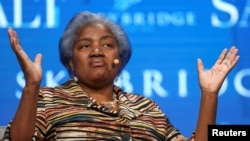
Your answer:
[90,47,104,57]
[95,48,99,53]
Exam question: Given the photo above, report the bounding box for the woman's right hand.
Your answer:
[8,27,42,86]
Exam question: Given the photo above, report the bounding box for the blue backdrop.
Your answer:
[0,0,249,137]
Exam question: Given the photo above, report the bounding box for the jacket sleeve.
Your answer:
[2,88,51,141]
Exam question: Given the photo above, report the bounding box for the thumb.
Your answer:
[34,53,42,66]
[197,58,204,73]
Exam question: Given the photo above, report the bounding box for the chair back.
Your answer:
[0,126,6,139]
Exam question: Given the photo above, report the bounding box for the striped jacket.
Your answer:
[3,79,194,141]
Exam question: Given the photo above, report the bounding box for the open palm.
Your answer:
[8,28,42,86]
[197,47,239,94]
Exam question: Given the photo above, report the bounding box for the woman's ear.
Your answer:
[69,59,74,72]
[69,59,78,82]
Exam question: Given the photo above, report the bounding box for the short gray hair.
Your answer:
[59,11,132,77]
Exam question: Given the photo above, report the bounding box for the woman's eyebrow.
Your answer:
[100,35,116,40]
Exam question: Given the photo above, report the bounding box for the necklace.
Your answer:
[100,93,118,108]
[82,89,118,109]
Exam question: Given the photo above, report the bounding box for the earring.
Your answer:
[72,70,78,82]
[74,76,78,82]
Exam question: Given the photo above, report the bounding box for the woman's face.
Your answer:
[70,23,120,87]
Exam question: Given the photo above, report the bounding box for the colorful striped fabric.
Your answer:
[3,79,194,141]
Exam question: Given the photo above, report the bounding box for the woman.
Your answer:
[3,11,239,141]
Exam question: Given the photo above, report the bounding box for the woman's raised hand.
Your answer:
[8,27,43,86]
[197,46,240,94]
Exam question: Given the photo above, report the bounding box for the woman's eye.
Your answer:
[80,44,90,48]
[103,44,112,48]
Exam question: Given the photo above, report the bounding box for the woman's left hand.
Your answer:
[197,46,240,94]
